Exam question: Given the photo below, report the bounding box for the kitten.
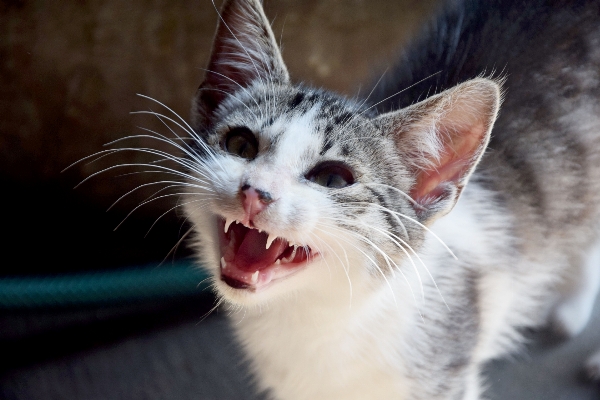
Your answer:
[182,0,600,398]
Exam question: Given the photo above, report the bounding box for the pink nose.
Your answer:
[240,184,275,226]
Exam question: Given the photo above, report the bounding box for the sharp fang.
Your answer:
[251,271,259,284]
[266,234,277,249]
[220,257,227,270]
[224,218,234,233]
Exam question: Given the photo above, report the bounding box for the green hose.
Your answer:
[0,261,212,309]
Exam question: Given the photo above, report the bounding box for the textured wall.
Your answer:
[0,0,437,272]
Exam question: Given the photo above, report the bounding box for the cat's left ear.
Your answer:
[193,0,290,128]
[376,78,502,224]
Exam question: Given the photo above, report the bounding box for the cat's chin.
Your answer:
[216,218,318,294]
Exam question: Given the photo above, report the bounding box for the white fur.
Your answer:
[207,183,527,399]
[552,239,600,337]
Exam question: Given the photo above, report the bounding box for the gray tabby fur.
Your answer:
[180,0,600,398]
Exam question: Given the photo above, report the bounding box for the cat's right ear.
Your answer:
[193,0,290,128]
[376,78,502,224]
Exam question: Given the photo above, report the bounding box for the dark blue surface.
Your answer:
[0,261,211,309]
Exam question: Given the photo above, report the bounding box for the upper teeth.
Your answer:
[220,257,227,269]
[222,218,305,256]
[266,234,277,249]
[224,218,234,233]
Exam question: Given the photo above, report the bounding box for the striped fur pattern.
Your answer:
[181,0,600,398]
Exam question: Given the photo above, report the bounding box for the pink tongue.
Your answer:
[234,229,287,272]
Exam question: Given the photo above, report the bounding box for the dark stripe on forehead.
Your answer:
[341,144,351,156]
[260,116,276,129]
[334,112,354,125]
[320,138,334,156]
[306,93,320,104]
[288,92,305,110]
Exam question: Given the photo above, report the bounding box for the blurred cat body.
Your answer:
[182,0,600,398]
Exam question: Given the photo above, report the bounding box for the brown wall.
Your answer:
[0,0,437,272]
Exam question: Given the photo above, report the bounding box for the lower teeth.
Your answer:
[282,246,298,263]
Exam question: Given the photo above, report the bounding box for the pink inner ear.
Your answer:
[410,123,485,206]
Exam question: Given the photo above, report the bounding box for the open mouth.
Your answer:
[218,218,316,291]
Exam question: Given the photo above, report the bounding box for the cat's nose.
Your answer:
[240,184,275,226]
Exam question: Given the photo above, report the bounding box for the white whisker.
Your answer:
[145,199,211,238]
[113,191,213,231]
[309,232,353,306]
[108,180,212,211]
[346,201,457,260]
[74,160,211,189]
[313,224,406,308]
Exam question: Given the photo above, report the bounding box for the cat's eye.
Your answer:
[306,161,355,189]
[224,127,258,160]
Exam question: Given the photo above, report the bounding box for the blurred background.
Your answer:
[2,0,600,399]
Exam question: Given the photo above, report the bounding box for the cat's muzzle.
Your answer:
[218,219,317,291]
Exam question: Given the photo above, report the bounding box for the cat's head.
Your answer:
[184,0,501,307]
